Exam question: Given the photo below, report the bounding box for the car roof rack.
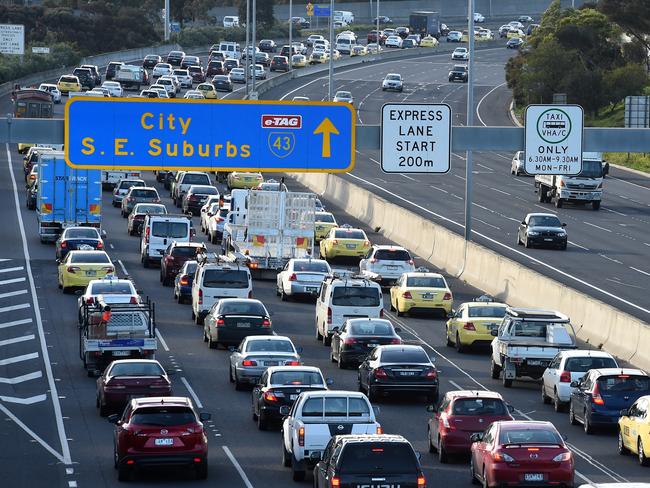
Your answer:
[196,251,247,268]
[474,294,494,302]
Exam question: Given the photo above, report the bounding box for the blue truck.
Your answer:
[36,151,102,243]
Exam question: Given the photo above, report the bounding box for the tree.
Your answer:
[599,0,650,52]
[237,0,275,29]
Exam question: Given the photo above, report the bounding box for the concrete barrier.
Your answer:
[292,171,650,371]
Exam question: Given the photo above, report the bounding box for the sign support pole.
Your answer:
[251,0,257,95]
[245,0,250,96]
[376,0,380,55]
[464,0,475,242]
[289,0,293,70]
[328,0,334,101]
[164,0,170,41]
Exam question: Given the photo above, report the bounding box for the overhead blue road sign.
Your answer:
[313,5,331,17]
[64,98,355,172]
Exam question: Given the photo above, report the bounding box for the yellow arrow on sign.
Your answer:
[313,117,339,158]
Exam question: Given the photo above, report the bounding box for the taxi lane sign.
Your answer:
[64,98,355,172]
[524,104,583,175]
[380,103,451,173]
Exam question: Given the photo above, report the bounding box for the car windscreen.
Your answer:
[245,339,294,353]
[331,287,380,307]
[70,253,110,264]
[349,321,393,336]
[219,301,265,315]
[406,276,446,288]
[468,306,507,318]
[190,186,218,195]
[338,443,418,474]
[203,269,249,288]
[512,321,560,338]
[109,362,164,377]
[564,357,617,372]
[316,213,335,223]
[578,160,603,178]
[528,216,561,227]
[66,228,99,239]
[452,398,507,416]
[171,246,200,258]
[183,262,198,275]
[131,406,195,426]
[270,371,323,386]
[130,189,158,198]
[499,428,562,445]
[293,260,329,273]
[90,282,133,294]
[375,249,411,261]
[380,349,429,363]
[182,174,210,185]
[334,230,365,239]
[597,375,650,393]
[301,397,370,417]
[60,76,77,83]
[119,180,144,190]
[151,221,188,238]
[134,205,166,214]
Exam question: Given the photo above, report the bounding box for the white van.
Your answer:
[219,41,242,60]
[315,274,384,346]
[333,10,354,24]
[335,36,356,54]
[191,259,252,324]
[223,16,240,28]
[140,214,191,267]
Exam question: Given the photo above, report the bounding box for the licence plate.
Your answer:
[236,322,250,328]
[422,293,434,300]
[154,438,174,446]
[85,270,97,276]
[387,265,398,270]
[79,244,94,250]
[346,244,356,249]
[524,474,544,482]
[112,350,130,356]
[290,394,298,400]
[367,343,379,348]
[527,360,548,366]
[306,287,318,293]
[264,361,279,366]
[399,371,417,376]
[544,238,553,241]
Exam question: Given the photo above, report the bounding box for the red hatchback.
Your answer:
[470,421,574,488]
[428,390,514,462]
[109,396,211,481]
[160,242,206,286]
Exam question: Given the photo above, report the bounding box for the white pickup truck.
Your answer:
[490,308,576,388]
[280,390,381,481]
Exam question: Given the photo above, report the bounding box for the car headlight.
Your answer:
[557,231,566,236]
[527,231,539,236]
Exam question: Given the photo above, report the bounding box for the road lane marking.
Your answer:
[448,380,464,390]
[180,376,203,408]
[401,174,416,181]
[7,144,72,465]
[568,241,590,251]
[608,175,650,191]
[583,221,612,233]
[476,82,508,126]
[0,371,42,384]
[474,218,500,230]
[222,446,255,488]
[0,289,27,299]
[602,207,627,217]
[0,393,47,405]
[0,317,32,329]
[630,266,650,277]
[117,259,128,276]
[454,174,465,181]
[0,266,23,273]
[490,187,511,196]
[599,254,623,265]
[0,352,39,366]
[0,303,30,313]
[345,172,650,316]
[0,334,34,347]
[0,277,25,285]
[534,204,556,213]
[155,328,170,351]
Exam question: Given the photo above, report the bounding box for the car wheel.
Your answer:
[117,461,131,482]
[617,429,628,455]
[396,301,404,317]
[583,410,593,434]
[208,333,217,349]
[428,428,436,453]
[337,354,347,369]
[455,333,465,353]
[367,384,378,402]
[195,460,208,480]
[502,375,513,388]
[280,288,288,302]
[316,323,322,341]
[446,329,453,347]
[282,441,292,467]
[99,399,110,417]
[470,457,480,484]
[569,401,579,425]
[234,371,244,391]
[555,197,564,208]
[553,389,565,412]
[639,438,649,466]
[438,437,449,463]
[524,236,532,248]
[142,255,150,268]
[62,286,72,294]
[516,232,522,245]
[541,383,551,404]
[257,410,268,430]
[482,469,489,488]
[490,359,501,379]
[322,332,331,347]
[291,455,305,481]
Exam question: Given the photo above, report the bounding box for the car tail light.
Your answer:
[216,317,225,327]
[343,338,356,345]
[97,242,103,249]
[376,425,383,434]
[380,308,384,318]
[402,291,412,299]
[560,371,572,383]
[390,338,401,344]
[264,390,279,402]
[262,318,272,328]
[441,414,452,429]
[126,459,135,465]
[374,367,388,379]
[443,292,452,300]
[285,360,300,366]
[369,258,377,263]
[418,475,426,488]
[553,452,572,462]
[179,276,189,285]
[145,226,150,242]
[198,289,203,305]
[248,290,253,298]
[327,307,332,325]
[493,451,515,462]
[288,273,297,281]
[364,240,370,247]
[67,266,80,273]
[193,457,203,463]
[103,266,114,273]
[408,259,415,265]
[592,383,605,405]
[129,296,139,304]
[425,367,437,379]
[330,476,340,488]
[463,322,476,331]
[298,427,305,446]
[60,241,67,249]
[242,360,257,367]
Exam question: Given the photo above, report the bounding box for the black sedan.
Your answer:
[252,366,330,429]
[507,37,524,49]
[330,318,401,369]
[55,226,105,260]
[448,65,468,83]
[212,75,233,92]
[203,298,273,348]
[142,54,162,69]
[357,344,439,402]
[258,39,277,53]
[516,212,567,250]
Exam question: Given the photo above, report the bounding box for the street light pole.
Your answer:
[289,0,293,70]
[251,0,257,95]
[376,0,380,54]
[164,0,170,41]
[328,0,334,100]
[245,0,250,96]
[464,0,475,242]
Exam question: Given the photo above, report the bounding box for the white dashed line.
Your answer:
[180,376,203,409]
[630,266,650,277]
[583,221,612,233]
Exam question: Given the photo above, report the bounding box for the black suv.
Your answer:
[166,50,186,66]
[314,435,426,488]
[105,61,124,81]
[73,67,95,90]
[270,56,289,72]
[142,54,162,69]
[448,64,468,83]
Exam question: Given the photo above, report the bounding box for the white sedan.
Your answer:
[184,90,205,99]
[77,276,140,320]
[172,69,193,88]
[101,81,123,97]
[152,62,173,78]
[452,47,469,60]
[38,83,61,103]
[248,64,267,79]
[385,35,403,48]
[276,258,331,300]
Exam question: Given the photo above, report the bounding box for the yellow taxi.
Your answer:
[18,143,35,154]
[507,28,524,39]
[292,54,307,68]
[57,74,81,95]
[314,211,338,241]
[196,83,218,99]
[58,250,115,293]
[618,395,650,465]
[445,297,508,352]
[350,45,367,56]
[319,225,370,260]
[389,270,453,317]
[309,51,329,64]
[227,171,263,189]
[420,35,438,47]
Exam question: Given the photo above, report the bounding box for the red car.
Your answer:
[428,390,514,462]
[160,242,206,286]
[109,396,211,481]
[470,421,574,488]
[96,359,172,416]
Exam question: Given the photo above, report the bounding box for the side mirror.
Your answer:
[507,404,515,414]
[55,259,61,265]
[296,346,304,354]
[521,221,527,226]
[228,346,236,352]
[279,405,290,416]
[332,326,339,333]
[602,162,609,176]
[199,412,212,421]
[470,433,483,443]
[325,378,334,386]
[490,329,498,336]
[426,404,436,413]
[620,408,629,417]
[415,451,422,461]
[372,405,381,416]
[394,327,402,333]
[137,289,143,295]
[101,230,107,239]
[562,223,567,227]
[562,434,568,442]
[570,381,579,388]
[107,414,120,424]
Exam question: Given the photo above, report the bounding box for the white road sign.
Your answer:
[0,24,24,55]
[381,103,451,173]
[32,47,50,54]
[524,104,583,175]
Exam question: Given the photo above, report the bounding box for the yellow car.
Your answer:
[420,35,438,47]
[196,83,218,99]
[350,45,367,56]
[445,299,508,352]
[227,171,263,189]
[18,143,34,154]
[57,74,81,95]
[58,250,115,293]
[315,211,338,241]
[319,225,370,260]
[292,54,307,68]
[389,271,453,317]
[618,394,650,465]
[309,52,329,64]
[507,28,524,39]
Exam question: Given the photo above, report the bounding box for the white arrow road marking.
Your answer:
[0,352,39,366]
[0,318,32,329]
[0,334,34,347]
[0,371,43,384]
[0,303,30,313]
[0,394,47,405]
[0,266,23,273]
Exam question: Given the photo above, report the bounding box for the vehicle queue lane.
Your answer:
[261,49,650,322]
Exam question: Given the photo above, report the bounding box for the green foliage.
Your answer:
[0,42,82,84]
[237,0,276,29]
[176,24,289,47]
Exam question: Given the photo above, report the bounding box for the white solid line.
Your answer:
[345,173,650,316]
[430,185,449,194]
[68,482,77,488]
[490,187,511,196]
[6,144,72,465]
[630,266,650,277]
[117,259,128,276]
[0,371,42,384]
[534,204,556,213]
[0,303,30,313]
[0,266,23,273]
[0,404,65,464]
[448,380,464,390]
[0,289,27,299]
[222,446,255,488]
[0,394,47,405]
[568,241,590,251]
[608,175,650,191]
[0,317,32,329]
[0,277,25,285]
[0,334,34,347]
[476,82,508,126]
[155,328,170,352]
[474,218,500,230]
[0,259,10,262]
[454,174,466,181]
[180,377,203,409]
[0,352,39,366]
[602,207,627,217]
[476,163,493,171]
[400,174,416,181]
[599,254,623,265]
[583,221,612,233]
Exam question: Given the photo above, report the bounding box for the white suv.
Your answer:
[381,73,403,92]
[172,69,193,88]
[359,245,415,286]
